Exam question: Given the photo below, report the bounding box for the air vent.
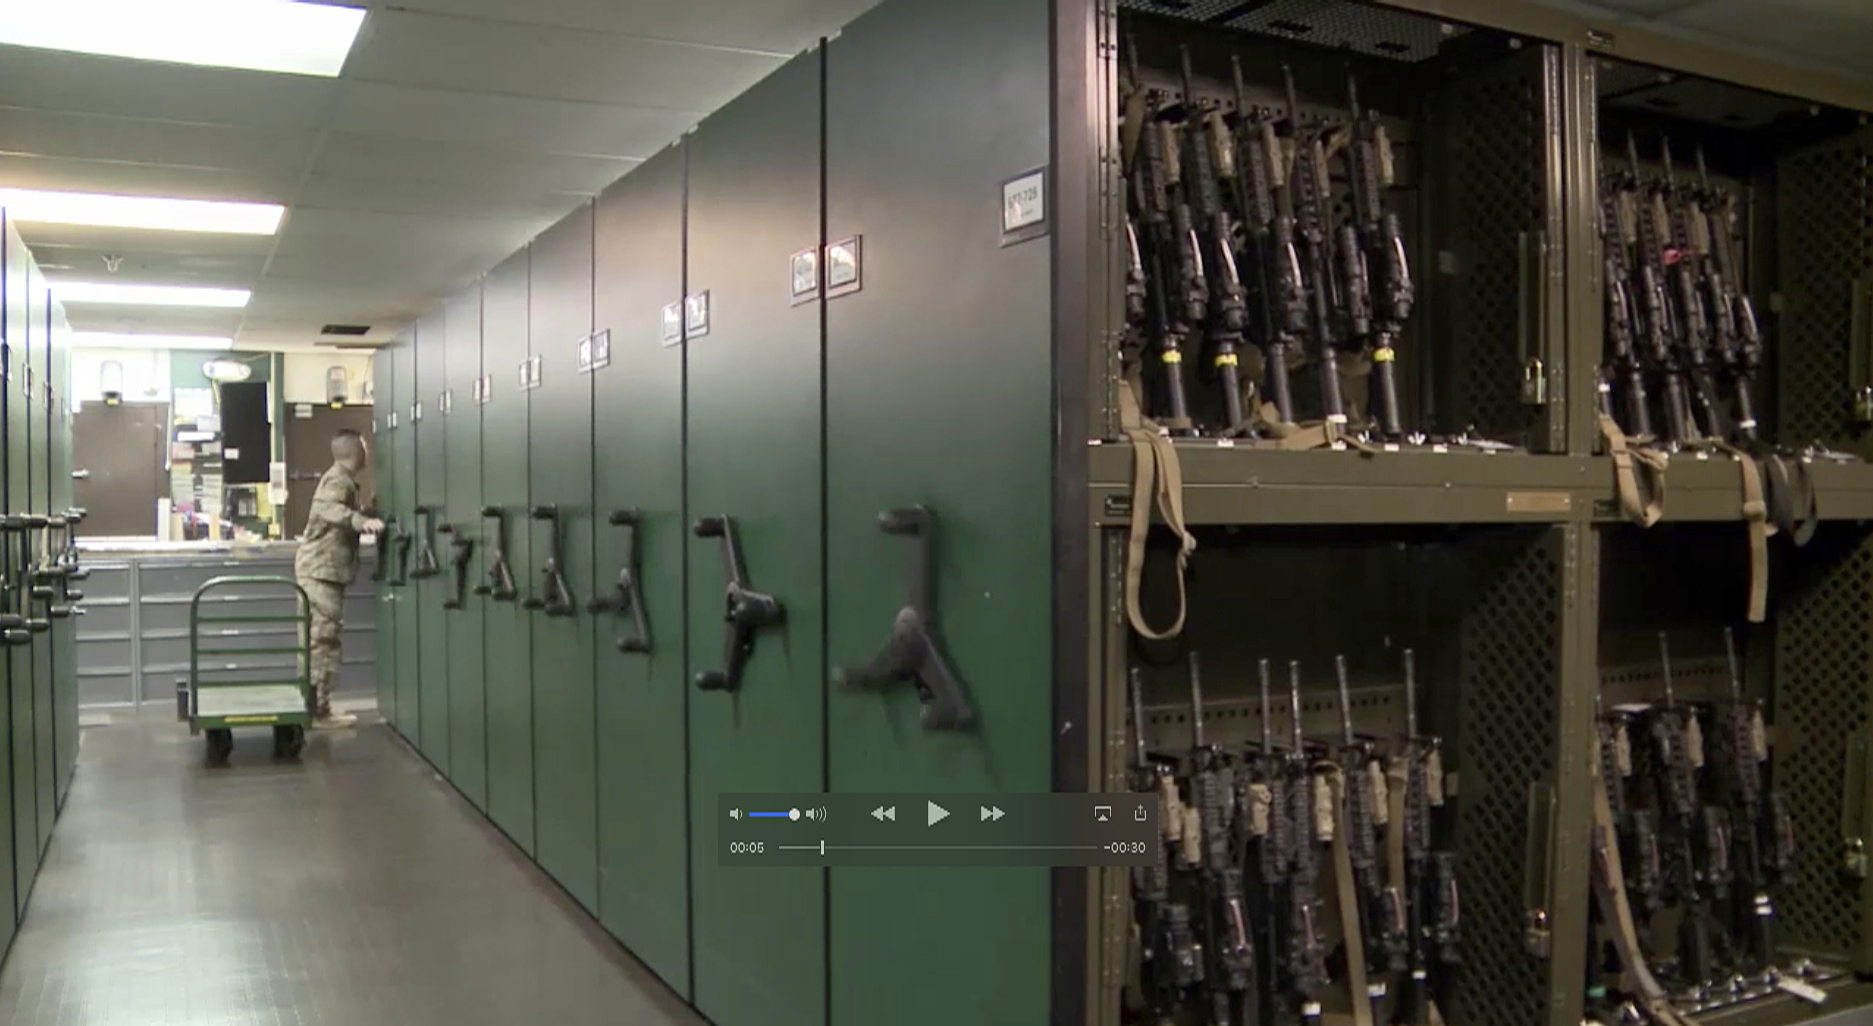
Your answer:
[320,323,370,336]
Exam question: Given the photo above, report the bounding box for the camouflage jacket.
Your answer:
[295,463,369,585]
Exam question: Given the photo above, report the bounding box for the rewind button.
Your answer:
[871,805,897,823]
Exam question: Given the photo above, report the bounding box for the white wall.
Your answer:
[282,353,375,406]
[70,348,171,405]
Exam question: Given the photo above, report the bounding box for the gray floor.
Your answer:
[0,706,706,1026]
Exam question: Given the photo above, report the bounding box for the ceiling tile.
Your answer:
[15,223,275,258]
[0,107,318,174]
[316,133,637,192]
[0,46,337,129]
[346,9,786,110]
[21,243,266,286]
[329,81,696,158]
[296,172,592,222]
[0,153,297,204]
[370,0,880,55]
[58,304,246,337]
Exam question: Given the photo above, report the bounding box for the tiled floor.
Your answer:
[0,705,705,1026]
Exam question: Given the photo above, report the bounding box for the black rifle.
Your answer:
[1283,67,1346,429]
[1287,661,1330,1026]
[1625,134,1695,446]
[1181,48,1251,435]
[1397,650,1454,1026]
[1344,71,1412,440]
[1651,633,1715,998]
[1130,666,1183,1025]
[1660,140,1728,441]
[1247,660,1295,1026]
[1188,653,1256,1024]
[1601,171,1653,437]
[1126,44,1197,433]
[1695,150,1761,444]
[1334,656,1407,1023]
[1231,56,1303,426]
[1715,629,1780,980]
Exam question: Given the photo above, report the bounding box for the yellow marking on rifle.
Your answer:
[1373,346,1396,363]
[1161,351,1183,365]
[1214,353,1239,368]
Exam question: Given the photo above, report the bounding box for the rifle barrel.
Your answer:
[1335,654,1355,744]
[1404,648,1419,740]
[1188,651,1206,750]
[1259,658,1274,752]
[1289,660,1305,753]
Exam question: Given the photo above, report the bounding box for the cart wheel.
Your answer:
[206,728,233,764]
[273,725,305,760]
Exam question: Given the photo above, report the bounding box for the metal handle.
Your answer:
[833,506,974,731]
[71,470,89,480]
[1518,230,1552,407]
[474,506,517,601]
[523,506,574,616]
[589,509,651,654]
[692,515,783,691]
[1522,780,1557,958]
[1851,274,1873,424]
[439,523,473,611]
[411,506,442,579]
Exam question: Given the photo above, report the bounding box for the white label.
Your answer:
[224,447,241,460]
[518,361,529,389]
[685,291,711,339]
[661,302,683,344]
[294,404,313,419]
[591,330,611,370]
[413,401,424,421]
[530,355,543,387]
[578,335,593,373]
[1002,170,1046,233]
[483,375,494,403]
[827,237,860,290]
[791,248,819,298]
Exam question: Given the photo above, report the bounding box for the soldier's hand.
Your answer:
[362,518,386,534]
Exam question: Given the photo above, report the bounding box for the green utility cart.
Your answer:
[181,576,312,764]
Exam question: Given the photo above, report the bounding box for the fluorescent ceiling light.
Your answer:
[0,188,283,235]
[54,282,251,308]
[72,332,233,351]
[0,0,366,77]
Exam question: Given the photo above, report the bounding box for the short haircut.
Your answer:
[331,429,366,460]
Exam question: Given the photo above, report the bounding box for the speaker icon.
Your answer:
[729,808,743,820]
[803,806,829,823]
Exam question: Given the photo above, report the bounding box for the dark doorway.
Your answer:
[284,405,377,539]
[73,403,168,537]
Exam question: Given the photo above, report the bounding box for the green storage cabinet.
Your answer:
[682,51,827,1026]
[0,215,27,927]
[373,348,397,723]
[526,205,598,912]
[445,282,487,810]
[823,0,1059,1022]
[481,249,534,854]
[592,146,689,991]
[415,308,450,770]
[392,326,421,741]
[25,265,51,860]
[49,301,74,809]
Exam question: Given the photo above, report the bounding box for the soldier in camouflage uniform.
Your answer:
[294,429,383,725]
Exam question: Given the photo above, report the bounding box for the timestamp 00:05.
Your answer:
[728,841,767,855]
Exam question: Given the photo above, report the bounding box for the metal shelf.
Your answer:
[1090,444,1873,528]
[1089,443,1597,526]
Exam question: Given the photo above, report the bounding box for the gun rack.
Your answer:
[1097,3,1873,1026]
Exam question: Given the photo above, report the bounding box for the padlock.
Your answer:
[1522,357,1548,405]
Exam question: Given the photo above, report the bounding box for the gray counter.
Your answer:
[74,542,379,707]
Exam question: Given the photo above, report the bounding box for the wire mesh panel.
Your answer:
[1772,525,1873,963]
[1432,46,1564,451]
[1454,528,1562,1026]
[1777,133,1873,451]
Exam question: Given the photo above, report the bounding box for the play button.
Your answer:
[926,801,950,826]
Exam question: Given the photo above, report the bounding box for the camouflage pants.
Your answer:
[301,577,346,710]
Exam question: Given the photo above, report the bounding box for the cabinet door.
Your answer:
[3,219,29,925]
[393,326,421,741]
[593,144,690,993]
[372,349,396,723]
[683,51,826,1026]
[528,205,598,911]
[445,283,487,809]
[416,309,449,770]
[825,1,1057,1023]
[27,265,50,859]
[483,250,535,854]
